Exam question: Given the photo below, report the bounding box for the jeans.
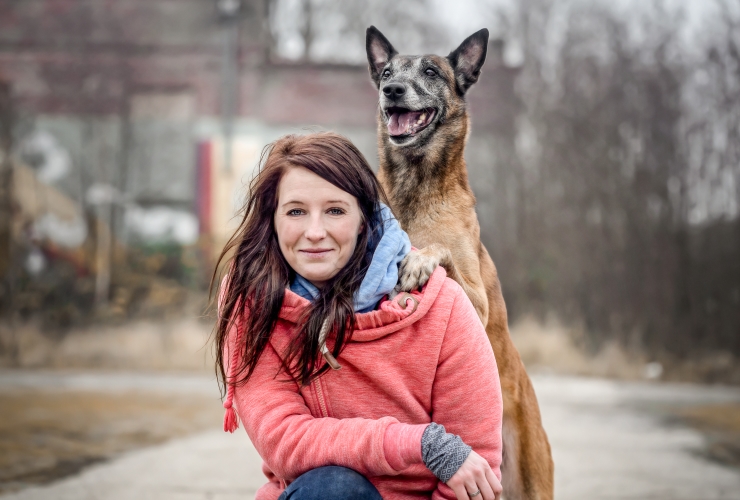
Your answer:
[277,466,383,500]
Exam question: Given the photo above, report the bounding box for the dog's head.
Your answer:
[366,26,489,150]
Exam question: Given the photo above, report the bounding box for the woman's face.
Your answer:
[275,166,364,288]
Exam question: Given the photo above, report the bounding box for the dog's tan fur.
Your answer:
[367,27,554,500]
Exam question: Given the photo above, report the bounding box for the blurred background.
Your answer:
[0,0,739,498]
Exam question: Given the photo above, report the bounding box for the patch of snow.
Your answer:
[124,206,198,246]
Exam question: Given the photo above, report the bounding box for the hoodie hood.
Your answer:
[277,266,447,343]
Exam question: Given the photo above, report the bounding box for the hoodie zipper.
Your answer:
[314,378,329,417]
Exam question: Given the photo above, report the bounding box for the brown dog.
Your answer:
[366,26,554,500]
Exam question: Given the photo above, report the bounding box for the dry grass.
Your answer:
[510,315,740,384]
[0,317,215,371]
[673,404,740,468]
[510,315,647,379]
[678,404,740,434]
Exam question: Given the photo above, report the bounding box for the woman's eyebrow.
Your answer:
[280,199,350,207]
[280,200,305,207]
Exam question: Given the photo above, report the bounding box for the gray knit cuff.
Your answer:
[421,422,472,483]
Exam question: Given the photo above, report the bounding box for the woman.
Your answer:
[214,132,503,500]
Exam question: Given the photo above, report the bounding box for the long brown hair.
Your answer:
[212,132,388,394]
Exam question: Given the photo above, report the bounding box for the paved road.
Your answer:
[2,371,740,500]
[534,375,740,499]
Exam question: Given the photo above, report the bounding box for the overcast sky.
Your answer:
[274,0,728,65]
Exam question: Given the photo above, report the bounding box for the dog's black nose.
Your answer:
[383,83,406,99]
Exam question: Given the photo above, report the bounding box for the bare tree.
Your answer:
[268,0,445,63]
[476,0,740,368]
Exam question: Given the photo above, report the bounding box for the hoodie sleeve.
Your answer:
[430,281,504,499]
[227,320,409,481]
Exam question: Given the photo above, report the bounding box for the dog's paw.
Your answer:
[395,250,440,293]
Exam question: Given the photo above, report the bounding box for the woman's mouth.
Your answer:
[300,248,333,259]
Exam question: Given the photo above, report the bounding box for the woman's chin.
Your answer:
[296,265,337,286]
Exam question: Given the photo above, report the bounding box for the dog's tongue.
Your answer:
[388,110,422,136]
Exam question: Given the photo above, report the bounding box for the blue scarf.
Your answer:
[290,203,411,313]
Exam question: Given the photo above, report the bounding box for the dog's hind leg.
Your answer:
[516,375,554,500]
[501,413,524,500]
[501,376,554,500]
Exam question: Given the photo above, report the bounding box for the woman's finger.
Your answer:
[465,481,486,500]
[476,475,495,500]
[463,476,482,500]
[462,452,494,500]
[465,464,495,500]
[484,466,503,500]
[449,480,471,500]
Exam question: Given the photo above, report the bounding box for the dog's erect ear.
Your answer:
[366,26,398,87]
[448,28,489,94]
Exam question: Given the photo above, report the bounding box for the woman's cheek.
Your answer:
[276,218,299,254]
[333,220,358,248]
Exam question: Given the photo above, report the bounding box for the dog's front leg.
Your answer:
[395,244,489,324]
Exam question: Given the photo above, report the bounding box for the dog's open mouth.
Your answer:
[385,107,436,137]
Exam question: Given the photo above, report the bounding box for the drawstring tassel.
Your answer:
[223,399,239,433]
[318,318,341,370]
[321,344,342,370]
[222,317,339,435]
[223,322,242,433]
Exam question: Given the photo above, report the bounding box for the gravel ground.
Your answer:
[533,374,740,499]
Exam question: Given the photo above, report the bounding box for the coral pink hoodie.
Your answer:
[223,268,503,500]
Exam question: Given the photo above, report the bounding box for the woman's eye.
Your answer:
[382,69,391,78]
[327,208,345,215]
[425,68,436,77]
[287,209,304,216]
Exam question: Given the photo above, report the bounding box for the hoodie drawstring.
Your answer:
[223,318,341,433]
[223,323,242,433]
[319,318,342,370]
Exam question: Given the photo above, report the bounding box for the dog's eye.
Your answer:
[382,69,391,78]
[425,68,437,77]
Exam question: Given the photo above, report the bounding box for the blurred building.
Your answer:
[0,0,521,255]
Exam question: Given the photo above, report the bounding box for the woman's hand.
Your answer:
[446,451,502,500]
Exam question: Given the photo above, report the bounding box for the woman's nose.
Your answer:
[304,215,327,241]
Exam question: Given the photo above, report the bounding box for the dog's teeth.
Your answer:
[420,113,426,122]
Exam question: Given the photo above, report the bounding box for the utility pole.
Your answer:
[0,82,14,309]
[0,82,13,284]
[218,0,241,173]
[0,81,19,364]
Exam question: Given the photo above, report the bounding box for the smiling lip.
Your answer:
[300,248,333,258]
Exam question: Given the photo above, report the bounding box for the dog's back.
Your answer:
[367,26,554,500]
